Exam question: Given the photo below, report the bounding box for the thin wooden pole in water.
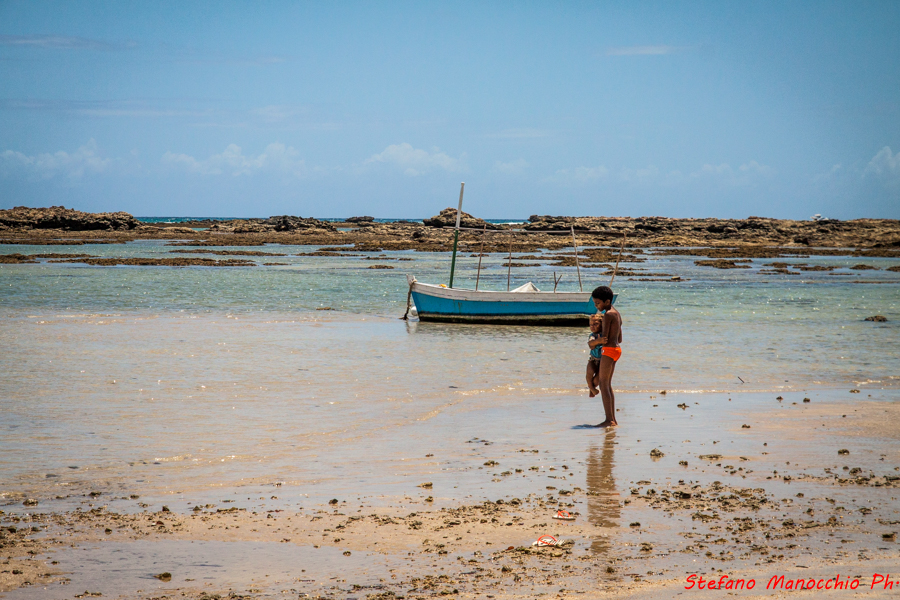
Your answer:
[448,182,465,288]
[475,224,486,291]
[570,224,583,292]
[609,232,627,286]
[506,230,513,292]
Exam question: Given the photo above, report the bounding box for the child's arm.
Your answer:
[588,335,607,349]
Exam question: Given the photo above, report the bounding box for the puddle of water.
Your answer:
[6,541,398,600]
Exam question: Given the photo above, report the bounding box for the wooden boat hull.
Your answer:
[408,278,610,326]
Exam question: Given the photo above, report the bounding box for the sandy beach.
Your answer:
[1,388,898,599]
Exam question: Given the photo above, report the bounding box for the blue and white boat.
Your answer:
[407,276,603,325]
[405,183,619,326]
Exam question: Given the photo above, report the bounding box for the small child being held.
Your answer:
[585,313,606,397]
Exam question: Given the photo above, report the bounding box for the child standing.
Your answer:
[591,286,622,427]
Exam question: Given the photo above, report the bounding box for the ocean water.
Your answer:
[0,240,898,507]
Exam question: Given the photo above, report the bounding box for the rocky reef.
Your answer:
[210,215,337,233]
[1,207,899,258]
[423,207,502,230]
[523,215,900,249]
[0,206,139,231]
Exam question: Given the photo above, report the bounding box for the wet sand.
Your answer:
[1,237,897,598]
[2,389,898,599]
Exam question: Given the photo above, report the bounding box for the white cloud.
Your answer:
[691,160,774,184]
[493,159,528,174]
[161,143,306,177]
[364,143,464,176]
[605,45,686,56]
[0,34,132,51]
[863,146,900,179]
[484,128,553,139]
[619,165,661,182]
[546,165,609,183]
[177,55,286,67]
[738,161,774,175]
[79,108,207,118]
[810,163,845,186]
[0,139,111,180]
[0,99,210,119]
[545,160,772,187]
[251,105,309,122]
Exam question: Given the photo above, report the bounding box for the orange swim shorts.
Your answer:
[601,346,622,362]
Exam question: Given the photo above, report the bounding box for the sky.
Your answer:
[0,1,898,219]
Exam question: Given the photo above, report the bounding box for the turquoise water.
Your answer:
[1,240,898,506]
[2,241,898,392]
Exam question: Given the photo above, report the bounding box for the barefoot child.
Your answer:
[591,286,622,427]
[586,314,605,397]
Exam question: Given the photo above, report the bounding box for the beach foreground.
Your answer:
[2,387,898,599]
[1,234,897,599]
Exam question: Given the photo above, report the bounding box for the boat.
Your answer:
[408,276,607,325]
[404,183,620,326]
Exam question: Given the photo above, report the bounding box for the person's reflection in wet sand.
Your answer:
[586,430,621,555]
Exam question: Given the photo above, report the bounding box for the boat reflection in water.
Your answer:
[586,431,621,555]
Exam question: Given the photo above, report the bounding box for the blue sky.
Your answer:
[0,1,898,219]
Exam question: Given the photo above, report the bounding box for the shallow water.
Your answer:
[1,241,898,506]
[5,540,400,600]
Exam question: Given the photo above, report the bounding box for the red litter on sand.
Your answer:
[532,535,560,547]
[552,509,575,521]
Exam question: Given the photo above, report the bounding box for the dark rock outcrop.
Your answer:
[346,216,375,223]
[694,259,752,269]
[50,257,256,267]
[0,206,140,231]
[0,253,37,263]
[265,215,337,232]
[423,208,501,230]
[208,216,337,233]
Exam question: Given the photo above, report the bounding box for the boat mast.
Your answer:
[506,231,513,291]
[609,232,627,286]
[570,224,583,292]
[475,224,486,291]
[448,182,465,288]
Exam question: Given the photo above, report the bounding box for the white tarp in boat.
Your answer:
[510,282,540,293]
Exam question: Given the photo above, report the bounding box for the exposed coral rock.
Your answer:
[265,215,337,232]
[49,257,256,267]
[2,209,899,258]
[694,259,752,269]
[423,208,501,230]
[0,206,140,231]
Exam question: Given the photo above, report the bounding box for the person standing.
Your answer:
[591,286,621,427]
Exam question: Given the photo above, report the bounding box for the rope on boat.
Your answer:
[400,280,414,320]
[609,232,627,286]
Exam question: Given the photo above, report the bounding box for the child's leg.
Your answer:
[586,361,599,397]
[597,356,617,426]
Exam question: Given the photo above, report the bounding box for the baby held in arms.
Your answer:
[585,313,605,398]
